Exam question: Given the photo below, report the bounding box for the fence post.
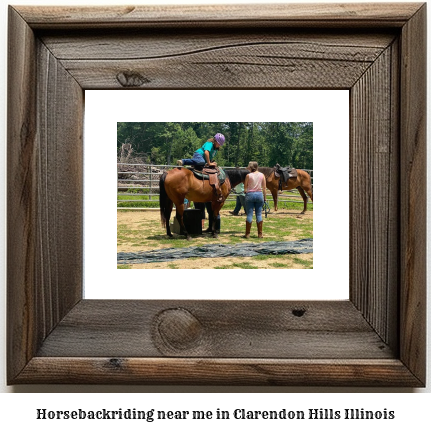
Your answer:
[117,163,312,207]
[149,169,152,201]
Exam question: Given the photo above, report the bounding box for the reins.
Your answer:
[263,200,270,218]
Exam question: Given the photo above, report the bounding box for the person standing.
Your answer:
[243,161,266,238]
[195,201,220,233]
[229,181,246,216]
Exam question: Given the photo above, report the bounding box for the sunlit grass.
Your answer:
[117,204,313,269]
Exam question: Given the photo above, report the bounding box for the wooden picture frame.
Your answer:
[7,3,426,386]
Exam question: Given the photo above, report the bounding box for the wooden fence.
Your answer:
[117,163,313,207]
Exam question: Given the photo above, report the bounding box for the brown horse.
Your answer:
[159,167,248,239]
[259,166,313,214]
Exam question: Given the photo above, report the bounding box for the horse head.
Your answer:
[224,168,249,188]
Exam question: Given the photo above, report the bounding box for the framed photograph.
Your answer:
[86,90,348,300]
[7,3,426,386]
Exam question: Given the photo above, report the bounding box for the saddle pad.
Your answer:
[189,166,226,184]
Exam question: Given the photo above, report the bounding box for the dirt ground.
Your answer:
[118,209,313,269]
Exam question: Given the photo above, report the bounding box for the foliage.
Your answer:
[117,122,313,169]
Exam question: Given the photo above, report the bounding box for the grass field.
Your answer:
[117,202,313,269]
[117,190,313,211]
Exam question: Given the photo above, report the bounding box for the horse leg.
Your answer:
[270,187,278,211]
[175,203,190,240]
[165,200,174,237]
[211,202,222,238]
[297,186,308,214]
[305,185,313,203]
[204,202,214,234]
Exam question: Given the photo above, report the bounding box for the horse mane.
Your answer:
[225,165,308,184]
[224,168,249,187]
[258,166,275,178]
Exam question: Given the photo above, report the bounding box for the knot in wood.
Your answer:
[155,308,203,351]
[116,71,150,87]
[108,358,123,369]
[292,308,306,317]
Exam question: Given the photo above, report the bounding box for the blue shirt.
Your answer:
[196,141,218,161]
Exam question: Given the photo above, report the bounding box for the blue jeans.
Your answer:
[245,192,264,223]
[181,152,205,166]
[233,195,246,214]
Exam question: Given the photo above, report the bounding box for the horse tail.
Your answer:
[159,172,169,228]
[299,169,313,200]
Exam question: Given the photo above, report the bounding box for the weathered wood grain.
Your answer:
[350,45,399,347]
[16,3,423,29]
[16,358,423,386]
[36,300,394,359]
[7,3,426,386]
[35,40,84,335]
[7,6,83,382]
[399,3,427,385]
[38,31,395,89]
[387,38,401,352]
[7,6,38,382]
[41,31,395,60]
[60,58,371,89]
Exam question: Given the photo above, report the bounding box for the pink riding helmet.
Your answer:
[214,133,225,146]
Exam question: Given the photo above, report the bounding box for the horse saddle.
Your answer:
[273,163,297,190]
[189,166,227,202]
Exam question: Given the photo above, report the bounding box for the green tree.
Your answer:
[117,121,313,169]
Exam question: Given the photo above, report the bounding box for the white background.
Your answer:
[85,90,349,300]
[0,0,430,425]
